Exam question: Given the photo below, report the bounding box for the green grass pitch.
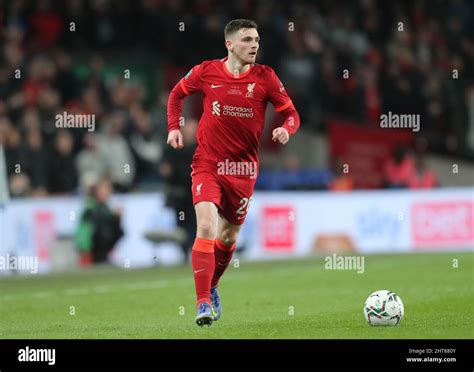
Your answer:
[1,251,472,339]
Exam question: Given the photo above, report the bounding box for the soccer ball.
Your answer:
[364,290,404,326]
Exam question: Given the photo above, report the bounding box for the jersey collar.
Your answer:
[221,57,254,79]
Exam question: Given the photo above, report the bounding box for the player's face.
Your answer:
[231,28,259,64]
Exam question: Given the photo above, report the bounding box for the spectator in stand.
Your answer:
[129,104,163,185]
[52,50,79,106]
[18,128,48,196]
[2,118,21,175]
[47,129,77,194]
[76,133,109,187]
[97,112,135,192]
[30,0,63,50]
[2,118,30,197]
[383,146,415,188]
[407,151,437,189]
[19,108,41,133]
[83,55,109,109]
[68,85,105,152]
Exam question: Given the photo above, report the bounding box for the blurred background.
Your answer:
[0,0,473,272]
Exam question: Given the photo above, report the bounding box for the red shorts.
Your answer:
[191,161,256,225]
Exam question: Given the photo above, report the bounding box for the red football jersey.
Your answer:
[168,57,300,167]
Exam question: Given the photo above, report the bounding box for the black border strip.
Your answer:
[0,339,472,370]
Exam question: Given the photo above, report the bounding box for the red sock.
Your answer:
[192,237,215,306]
[211,239,236,288]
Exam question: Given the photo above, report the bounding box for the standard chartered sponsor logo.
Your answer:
[223,105,254,117]
[211,101,253,118]
[212,101,221,116]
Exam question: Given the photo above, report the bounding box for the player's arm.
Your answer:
[166,65,203,149]
[266,68,300,145]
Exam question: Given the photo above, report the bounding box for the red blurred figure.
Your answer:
[383,146,415,188]
[329,157,354,192]
[408,152,437,189]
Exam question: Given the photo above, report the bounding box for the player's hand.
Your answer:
[272,127,289,145]
[167,129,184,149]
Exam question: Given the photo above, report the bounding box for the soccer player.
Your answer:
[166,19,300,326]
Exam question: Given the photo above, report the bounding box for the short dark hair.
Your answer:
[224,19,258,39]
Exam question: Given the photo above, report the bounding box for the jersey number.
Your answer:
[236,196,253,216]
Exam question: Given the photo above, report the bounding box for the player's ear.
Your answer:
[225,39,233,52]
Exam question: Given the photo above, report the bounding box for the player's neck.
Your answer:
[224,55,250,75]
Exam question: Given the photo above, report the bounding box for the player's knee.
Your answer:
[218,229,238,246]
[219,236,237,247]
[196,220,217,239]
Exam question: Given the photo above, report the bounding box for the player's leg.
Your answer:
[210,173,256,320]
[212,215,241,287]
[192,201,219,326]
[209,215,241,320]
[190,162,225,327]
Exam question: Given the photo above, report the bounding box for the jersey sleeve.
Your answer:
[266,68,293,113]
[179,64,204,95]
[266,68,300,135]
[167,64,204,131]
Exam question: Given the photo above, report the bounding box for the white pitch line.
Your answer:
[64,288,88,296]
[31,291,53,299]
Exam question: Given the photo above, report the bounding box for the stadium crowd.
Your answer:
[0,0,472,197]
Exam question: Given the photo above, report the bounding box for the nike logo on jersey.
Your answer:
[211,84,224,88]
[194,268,206,274]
